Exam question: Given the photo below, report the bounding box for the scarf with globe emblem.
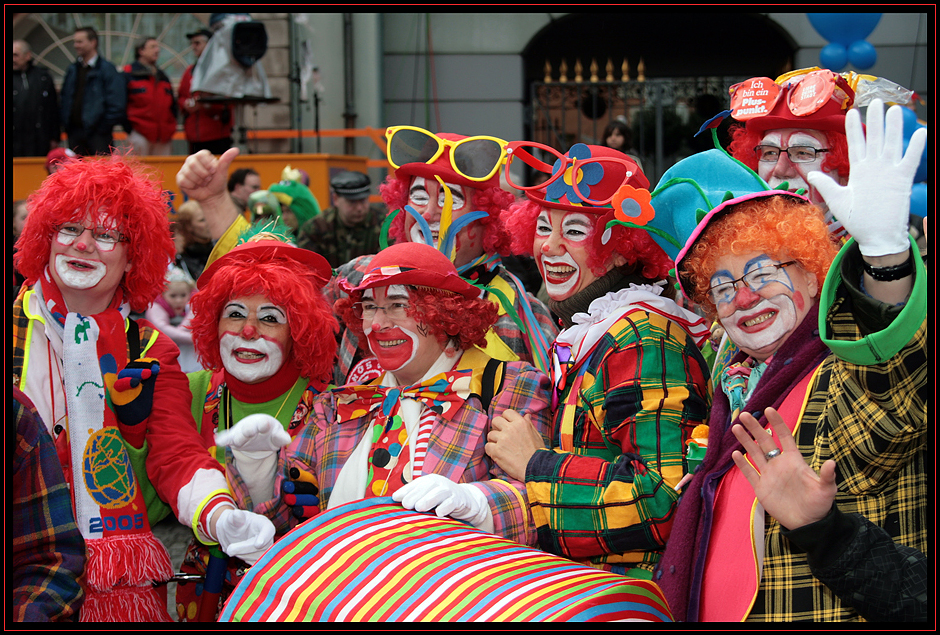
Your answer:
[38,270,173,621]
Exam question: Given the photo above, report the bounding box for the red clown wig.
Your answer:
[189,247,338,381]
[14,155,176,312]
[335,287,498,354]
[680,195,839,320]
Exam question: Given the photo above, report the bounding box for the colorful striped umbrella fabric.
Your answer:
[220,498,673,622]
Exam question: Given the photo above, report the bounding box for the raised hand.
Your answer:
[731,407,837,530]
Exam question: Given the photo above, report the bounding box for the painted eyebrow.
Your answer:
[257,305,287,318]
[561,216,592,229]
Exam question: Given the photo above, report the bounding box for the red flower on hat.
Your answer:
[612,184,655,226]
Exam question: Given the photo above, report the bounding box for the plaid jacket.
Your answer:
[12,388,86,622]
[325,255,558,384]
[656,245,928,622]
[526,308,712,575]
[229,349,552,546]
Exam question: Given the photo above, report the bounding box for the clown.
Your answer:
[655,100,927,622]
[485,142,712,577]
[329,127,558,384]
[12,156,275,622]
[726,67,917,241]
[177,231,338,620]
[223,242,551,545]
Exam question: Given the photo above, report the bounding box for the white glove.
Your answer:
[215,414,291,504]
[392,474,493,531]
[214,508,276,566]
[807,98,927,257]
[215,413,291,459]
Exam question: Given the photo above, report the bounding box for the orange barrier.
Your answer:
[12,153,389,209]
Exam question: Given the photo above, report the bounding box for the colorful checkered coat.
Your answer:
[526,305,712,575]
[228,349,552,546]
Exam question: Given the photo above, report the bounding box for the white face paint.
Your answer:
[217,296,292,384]
[54,254,107,289]
[362,285,444,384]
[757,129,836,209]
[406,176,473,261]
[219,333,286,383]
[534,210,599,301]
[712,252,817,363]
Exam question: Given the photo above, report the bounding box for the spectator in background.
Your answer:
[178,28,234,155]
[12,387,85,622]
[59,26,125,156]
[44,148,78,175]
[145,266,200,373]
[123,37,177,156]
[600,118,644,171]
[12,39,60,157]
[173,199,214,282]
[297,170,387,268]
[228,167,261,214]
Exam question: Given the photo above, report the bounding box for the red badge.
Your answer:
[729,77,781,121]
[346,357,383,385]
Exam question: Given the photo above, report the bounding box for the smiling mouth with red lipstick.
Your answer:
[541,260,577,285]
[368,328,414,370]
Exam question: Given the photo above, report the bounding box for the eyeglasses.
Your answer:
[351,300,411,321]
[754,145,830,164]
[385,126,507,182]
[55,223,126,252]
[504,141,644,206]
[708,261,798,305]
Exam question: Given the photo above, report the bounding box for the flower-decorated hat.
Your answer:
[199,224,332,290]
[523,143,650,213]
[341,242,481,300]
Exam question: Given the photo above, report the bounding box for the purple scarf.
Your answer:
[655,304,829,622]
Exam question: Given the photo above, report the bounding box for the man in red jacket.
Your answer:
[123,37,177,156]
[178,29,234,155]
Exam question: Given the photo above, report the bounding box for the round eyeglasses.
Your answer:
[708,261,798,305]
[55,223,126,252]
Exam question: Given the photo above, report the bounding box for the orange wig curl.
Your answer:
[680,195,839,320]
[14,154,176,312]
[335,287,499,355]
[189,252,338,381]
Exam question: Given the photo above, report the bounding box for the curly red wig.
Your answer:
[680,195,839,320]
[14,154,176,312]
[379,175,515,257]
[189,252,339,381]
[504,198,673,281]
[727,123,850,179]
[335,286,499,355]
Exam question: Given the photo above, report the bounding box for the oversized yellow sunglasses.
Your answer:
[385,125,508,182]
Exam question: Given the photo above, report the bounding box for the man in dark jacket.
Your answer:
[12,40,60,157]
[59,27,126,156]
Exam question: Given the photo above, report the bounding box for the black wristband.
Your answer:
[862,257,913,281]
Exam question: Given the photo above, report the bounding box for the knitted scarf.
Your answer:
[654,303,829,622]
[38,271,173,622]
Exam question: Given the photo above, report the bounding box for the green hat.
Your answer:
[269,165,322,226]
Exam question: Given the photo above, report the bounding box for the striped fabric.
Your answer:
[220,499,673,622]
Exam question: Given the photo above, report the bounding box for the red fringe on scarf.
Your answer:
[81,533,175,622]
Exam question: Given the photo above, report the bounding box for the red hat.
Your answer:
[45,147,77,173]
[199,237,332,290]
[341,242,480,300]
[525,143,649,214]
[732,70,856,136]
[392,132,501,191]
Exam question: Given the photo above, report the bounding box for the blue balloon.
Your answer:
[910,183,927,220]
[808,13,882,45]
[848,40,877,70]
[900,107,928,184]
[820,43,848,71]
